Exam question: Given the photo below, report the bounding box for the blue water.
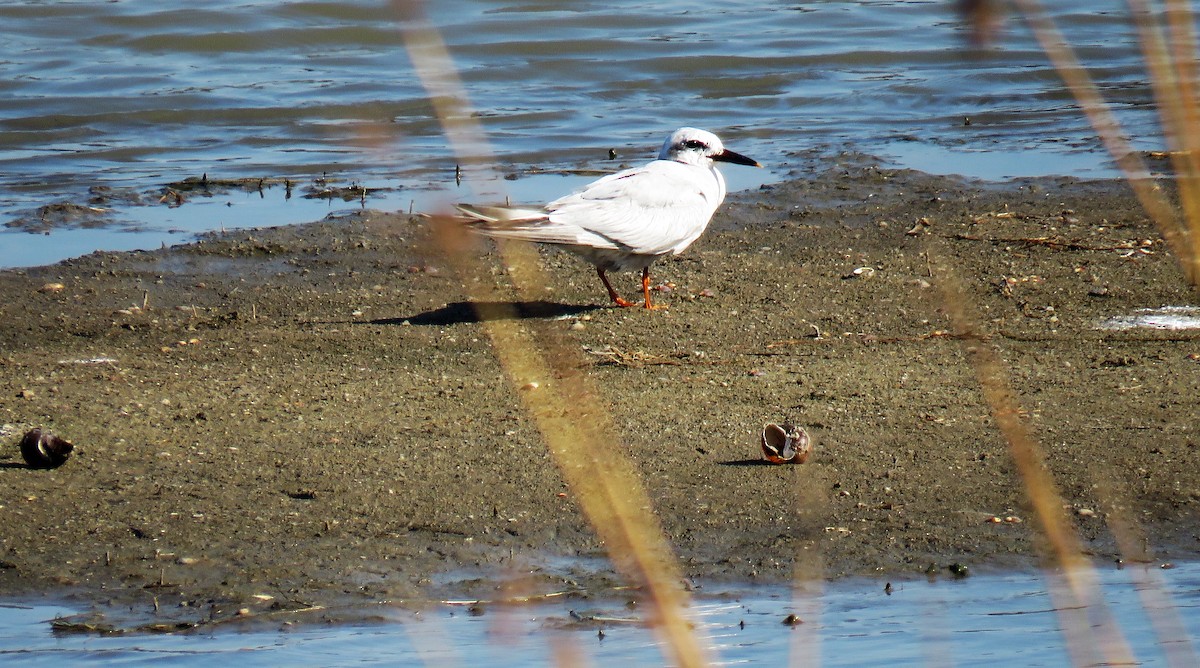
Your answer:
[0,0,1165,268]
[2,563,1198,666]
[2,4,1193,662]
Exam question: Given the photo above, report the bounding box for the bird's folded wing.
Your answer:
[545,161,718,256]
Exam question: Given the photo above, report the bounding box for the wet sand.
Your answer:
[2,158,1199,629]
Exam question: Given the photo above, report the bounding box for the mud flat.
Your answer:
[1,158,1198,628]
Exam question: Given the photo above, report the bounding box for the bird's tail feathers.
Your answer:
[455,204,547,225]
[456,203,588,246]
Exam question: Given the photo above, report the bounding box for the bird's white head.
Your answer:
[658,127,760,169]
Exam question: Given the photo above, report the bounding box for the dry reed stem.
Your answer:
[1164,0,1200,150]
[1162,0,1200,227]
[1128,0,1200,270]
[1087,467,1199,668]
[393,3,711,665]
[1094,9,1200,662]
[928,247,1135,667]
[788,552,825,665]
[1160,0,1200,267]
[1006,3,1200,664]
[1013,0,1199,286]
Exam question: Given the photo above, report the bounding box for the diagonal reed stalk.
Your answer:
[392,2,712,665]
[1013,0,1200,288]
[957,2,1200,665]
[388,1,1200,664]
[929,249,1135,666]
[1010,3,1200,664]
[1088,466,1200,667]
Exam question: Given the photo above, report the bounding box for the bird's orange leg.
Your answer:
[597,268,636,307]
[640,267,667,310]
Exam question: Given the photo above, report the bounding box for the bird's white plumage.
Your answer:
[544,159,724,264]
[458,127,758,307]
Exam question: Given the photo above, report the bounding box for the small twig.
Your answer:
[765,330,974,348]
[441,589,582,607]
[585,346,681,367]
[953,233,1144,252]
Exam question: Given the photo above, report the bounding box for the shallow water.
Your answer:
[1098,305,1200,331]
[2,562,1198,666]
[0,0,1168,268]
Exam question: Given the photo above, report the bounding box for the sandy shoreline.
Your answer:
[2,158,1198,629]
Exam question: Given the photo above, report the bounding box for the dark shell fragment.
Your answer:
[19,428,74,469]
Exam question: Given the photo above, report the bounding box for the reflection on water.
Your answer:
[2,562,1197,666]
[0,0,1161,268]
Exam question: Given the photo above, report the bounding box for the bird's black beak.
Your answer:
[713,149,761,168]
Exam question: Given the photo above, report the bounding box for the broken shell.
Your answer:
[761,423,812,464]
[19,428,75,469]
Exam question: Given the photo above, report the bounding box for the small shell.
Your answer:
[761,423,812,464]
[19,428,75,469]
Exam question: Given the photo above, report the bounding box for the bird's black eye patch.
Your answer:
[681,139,708,150]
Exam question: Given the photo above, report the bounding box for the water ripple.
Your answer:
[0,0,1165,267]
